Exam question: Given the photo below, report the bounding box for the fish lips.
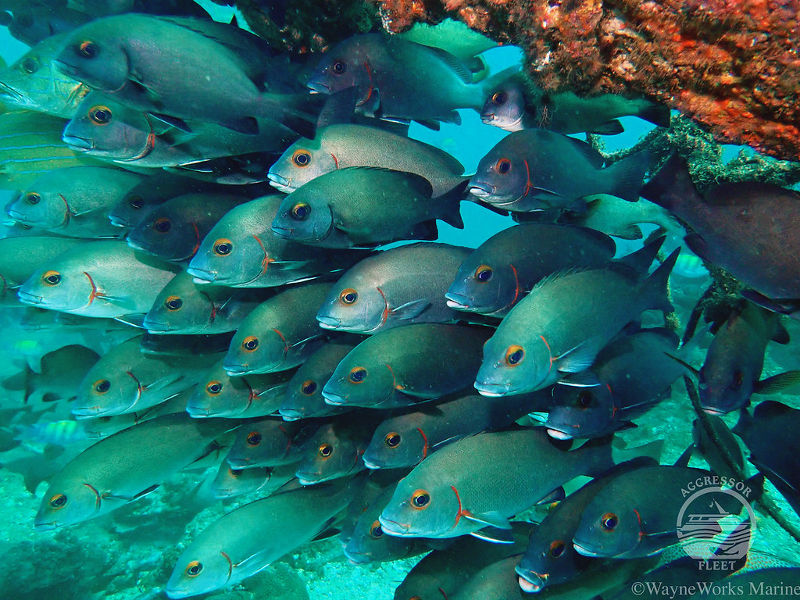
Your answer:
[62,134,95,151]
[142,317,174,333]
[321,386,348,406]
[316,314,343,330]
[295,470,323,486]
[473,377,514,397]
[360,454,384,470]
[278,407,304,421]
[306,78,331,95]
[467,179,495,200]
[444,291,474,311]
[185,266,219,284]
[17,289,44,306]
[515,568,546,593]
[572,539,604,558]
[266,172,295,194]
[378,515,413,537]
[0,80,25,104]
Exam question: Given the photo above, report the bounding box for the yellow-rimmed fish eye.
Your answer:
[349,366,367,384]
[185,560,203,577]
[411,489,430,510]
[577,390,593,409]
[206,381,223,395]
[491,91,508,105]
[495,158,512,174]
[20,56,39,74]
[25,192,41,205]
[505,345,524,366]
[42,270,61,286]
[89,105,112,125]
[77,40,98,59]
[339,288,358,305]
[292,149,312,167]
[213,238,233,256]
[93,379,111,394]
[369,520,383,538]
[332,60,346,75]
[318,443,333,458]
[242,336,259,352]
[49,493,67,509]
[301,380,317,396]
[164,295,183,311]
[128,196,144,209]
[290,202,311,221]
[384,432,401,448]
[601,512,618,531]
[246,431,262,446]
[153,217,171,233]
[549,540,566,557]
[474,265,493,282]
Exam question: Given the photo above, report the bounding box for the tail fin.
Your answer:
[437,180,467,229]
[637,103,671,128]
[640,152,700,211]
[605,149,651,202]
[643,247,680,313]
[615,235,666,274]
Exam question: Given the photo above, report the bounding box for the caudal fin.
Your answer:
[605,149,651,202]
[637,103,671,128]
[437,180,467,229]
[643,247,680,313]
[615,235,666,274]
[640,152,701,211]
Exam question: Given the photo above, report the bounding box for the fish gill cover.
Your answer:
[0,1,800,600]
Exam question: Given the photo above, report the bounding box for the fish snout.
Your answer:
[185,266,218,284]
[306,79,331,95]
[316,314,342,330]
[378,515,411,537]
[467,179,494,199]
[546,428,574,440]
[572,540,603,557]
[515,568,546,593]
[266,172,294,193]
[62,135,95,151]
[444,291,472,310]
[17,290,44,305]
[321,387,348,406]
[473,378,511,398]
[278,408,303,421]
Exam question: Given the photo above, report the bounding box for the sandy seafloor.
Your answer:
[2,2,800,599]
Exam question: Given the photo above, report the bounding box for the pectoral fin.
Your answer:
[390,299,430,321]
[755,370,800,395]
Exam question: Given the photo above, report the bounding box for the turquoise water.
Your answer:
[1,5,799,600]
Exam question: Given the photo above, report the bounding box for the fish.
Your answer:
[6,166,142,237]
[63,90,298,167]
[71,335,217,418]
[362,391,549,469]
[445,224,617,317]
[225,417,308,469]
[279,339,358,421]
[734,401,800,515]
[34,413,231,530]
[322,323,492,408]
[222,282,331,376]
[54,14,314,136]
[691,415,745,481]
[1,3,90,46]
[166,476,363,598]
[267,123,467,197]
[572,465,755,559]
[317,243,471,333]
[474,250,678,397]
[307,33,508,126]
[17,240,179,319]
[126,192,250,263]
[558,195,679,241]
[468,129,650,212]
[545,328,685,439]
[641,153,800,316]
[187,194,365,287]
[209,462,296,500]
[143,272,271,335]
[0,33,92,117]
[480,75,670,134]
[681,301,800,414]
[271,167,464,248]
[139,331,235,356]
[0,236,83,305]
[107,175,207,228]
[187,357,296,418]
[379,429,639,540]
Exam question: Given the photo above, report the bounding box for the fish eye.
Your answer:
[495,158,512,174]
[206,380,223,395]
[185,560,203,577]
[213,239,233,256]
[21,57,39,73]
[77,40,98,59]
[128,196,144,209]
[577,390,593,409]
[292,149,312,167]
[165,295,183,311]
[384,432,401,448]
[349,366,367,383]
[290,202,311,221]
[332,60,346,74]
[318,443,333,458]
[474,265,493,282]
[242,336,259,352]
[732,370,744,388]
[491,91,508,105]
[301,379,317,396]
[49,493,67,509]
[24,192,41,205]
[42,270,61,286]
[549,540,566,557]
[369,520,383,538]
[601,512,619,531]
[246,431,262,446]
[89,105,112,125]
[153,217,171,233]
[339,288,358,305]
[93,379,111,394]
[505,345,525,366]
[411,489,430,510]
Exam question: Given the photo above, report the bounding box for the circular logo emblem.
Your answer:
[676,486,754,561]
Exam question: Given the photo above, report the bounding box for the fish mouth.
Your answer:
[702,407,726,416]
[572,540,602,557]
[17,290,44,305]
[295,471,322,486]
[378,516,412,537]
[33,519,58,531]
[316,314,343,330]
[468,181,494,199]
[226,457,251,469]
[0,81,26,104]
[71,405,106,418]
[185,404,211,418]
[517,573,545,593]
[307,79,331,94]
[267,172,295,193]
[546,427,574,440]
[108,215,132,228]
[361,455,382,469]
[343,548,370,565]
[473,380,512,397]
[6,208,32,223]
[142,318,173,333]
[185,266,218,283]
[223,363,250,376]
[480,112,495,123]
[444,292,473,310]
[62,135,95,151]
[322,389,348,405]
[278,408,303,421]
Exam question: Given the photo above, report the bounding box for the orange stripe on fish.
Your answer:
[522,159,534,199]
[509,263,521,307]
[83,271,101,306]
[83,482,102,510]
[539,335,554,371]
[385,363,404,391]
[220,550,234,582]
[243,377,257,412]
[126,115,157,162]
[357,61,375,107]
[273,327,288,359]
[330,153,339,169]
[252,234,273,277]
[376,286,390,328]
[126,370,143,410]
[190,222,201,258]
[449,484,471,529]
[416,427,429,459]
[58,194,72,227]
[633,508,645,540]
